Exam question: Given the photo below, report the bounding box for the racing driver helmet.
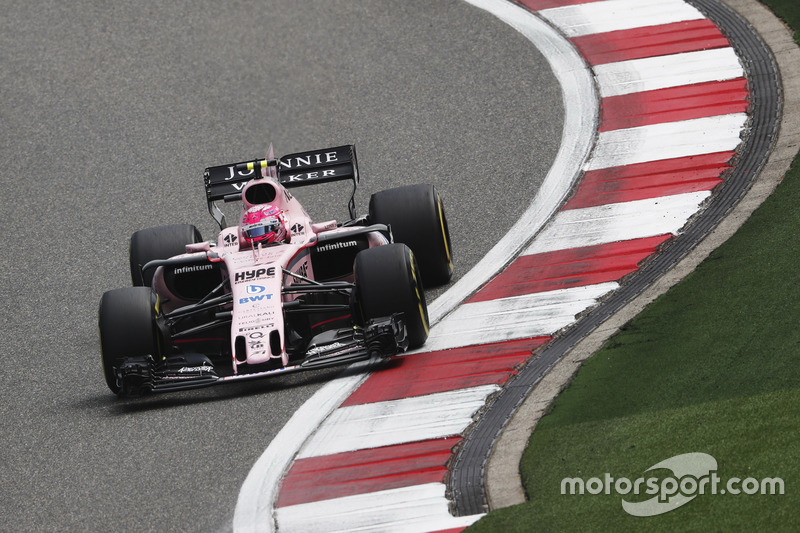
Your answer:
[240,204,288,246]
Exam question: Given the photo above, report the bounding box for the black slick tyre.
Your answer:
[129,224,203,286]
[98,287,160,395]
[368,184,453,287]
[354,243,429,349]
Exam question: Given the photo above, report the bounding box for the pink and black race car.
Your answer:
[98,145,453,397]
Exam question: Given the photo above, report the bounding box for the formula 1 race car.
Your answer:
[98,145,453,397]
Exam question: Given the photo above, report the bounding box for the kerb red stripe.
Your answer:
[573,19,730,65]
[468,235,671,303]
[341,338,548,407]
[276,438,459,507]
[599,79,749,131]
[564,152,734,210]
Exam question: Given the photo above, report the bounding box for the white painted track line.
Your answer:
[428,0,597,324]
[233,372,369,532]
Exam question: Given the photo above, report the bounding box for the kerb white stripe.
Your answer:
[586,114,748,171]
[539,0,704,37]
[424,282,619,351]
[275,483,484,533]
[524,192,711,256]
[297,385,499,459]
[595,48,744,97]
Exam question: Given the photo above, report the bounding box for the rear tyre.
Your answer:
[129,224,203,286]
[98,287,160,395]
[354,243,429,348]
[368,184,453,287]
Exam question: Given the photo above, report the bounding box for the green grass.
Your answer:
[468,1,800,530]
[764,0,800,42]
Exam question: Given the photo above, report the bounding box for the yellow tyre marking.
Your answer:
[409,252,429,336]
[437,196,452,266]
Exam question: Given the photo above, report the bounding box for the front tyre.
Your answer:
[354,243,429,349]
[98,287,161,395]
[368,184,453,287]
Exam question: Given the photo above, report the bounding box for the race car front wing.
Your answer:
[114,315,407,396]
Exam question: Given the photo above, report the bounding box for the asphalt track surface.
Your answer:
[0,1,563,531]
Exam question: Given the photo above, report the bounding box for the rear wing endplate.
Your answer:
[204,145,359,229]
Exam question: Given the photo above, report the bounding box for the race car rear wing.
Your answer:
[204,145,360,228]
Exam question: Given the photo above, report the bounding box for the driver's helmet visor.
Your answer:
[243,218,280,240]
